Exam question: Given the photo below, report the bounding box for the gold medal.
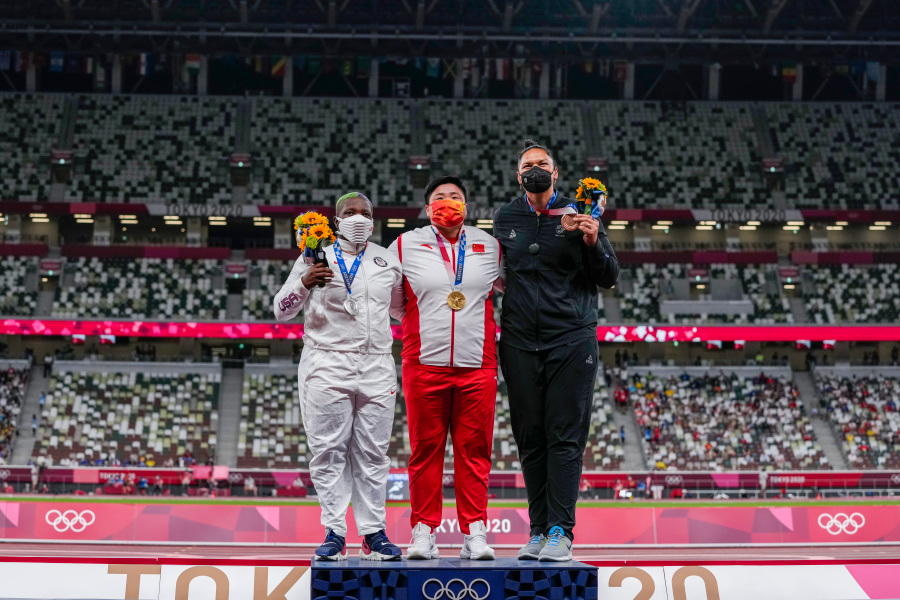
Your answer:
[447,291,466,311]
[561,214,579,231]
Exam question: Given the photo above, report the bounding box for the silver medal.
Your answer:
[344,297,359,316]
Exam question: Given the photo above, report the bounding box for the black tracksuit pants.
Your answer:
[499,336,598,541]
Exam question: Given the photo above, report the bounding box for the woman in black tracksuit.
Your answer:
[493,139,618,561]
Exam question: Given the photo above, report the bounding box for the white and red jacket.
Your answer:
[388,225,504,369]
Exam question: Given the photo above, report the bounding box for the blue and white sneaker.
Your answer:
[314,529,347,561]
[360,529,402,561]
[538,526,573,562]
[517,533,547,560]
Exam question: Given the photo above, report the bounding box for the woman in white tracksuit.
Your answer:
[273,192,405,561]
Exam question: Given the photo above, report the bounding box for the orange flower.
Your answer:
[309,224,328,239]
[303,212,329,226]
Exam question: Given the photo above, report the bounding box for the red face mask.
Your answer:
[428,199,466,228]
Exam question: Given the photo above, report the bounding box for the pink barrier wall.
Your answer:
[615,251,779,265]
[61,245,231,259]
[0,243,48,257]
[0,499,895,545]
[245,248,302,261]
[791,251,900,265]
[4,467,899,490]
[3,319,898,341]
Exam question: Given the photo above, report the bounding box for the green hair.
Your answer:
[335,191,372,216]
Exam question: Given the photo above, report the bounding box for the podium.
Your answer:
[311,557,598,599]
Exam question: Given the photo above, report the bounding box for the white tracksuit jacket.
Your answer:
[273,239,403,537]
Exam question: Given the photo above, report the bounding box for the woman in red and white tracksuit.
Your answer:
[388,175,504,561]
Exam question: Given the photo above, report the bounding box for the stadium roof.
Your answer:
[1,0,899,62]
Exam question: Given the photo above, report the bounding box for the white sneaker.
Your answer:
[459,520,495,560]
[407,522,439,560]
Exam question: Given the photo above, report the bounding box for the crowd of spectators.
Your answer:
[618,371,825,471]
[817,373,900,469]
[0,367,29,465]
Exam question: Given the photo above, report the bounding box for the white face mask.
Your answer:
[336,214,374,244]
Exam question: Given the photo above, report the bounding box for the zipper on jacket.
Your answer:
[534,212,541,351]
[361,260,370,353]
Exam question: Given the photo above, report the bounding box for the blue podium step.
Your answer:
[311,557,598,600]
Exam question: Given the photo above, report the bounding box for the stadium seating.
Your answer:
[709,264,794,324]
[618,264,685,323]
[0,94,63,201]
[35,370,220,465]
[596,102,765,208]
[238,373,307,468]
[53,258,227,320]
[422,99,587,203]
[619,264,792,325]
[624,371,825,470]
[0,256,38,316]
[240,369,622,470]
[3,93,900,211]
[816,372,900,470]
[767,103,900,210]
[804,265,900,324]
[0,367,28,465]
[67,95,235,203]
[583,372,625,470]
[249,98,413,206]
[242,260,293,321]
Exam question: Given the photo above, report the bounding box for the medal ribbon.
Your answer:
[433,229,466,288]
[333,242,365,296]
[524,193,577,216]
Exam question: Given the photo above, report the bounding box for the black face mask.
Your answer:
[521,166,553,193]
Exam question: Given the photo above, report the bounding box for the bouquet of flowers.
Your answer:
[294,211,336,265]
[574,177,608,217]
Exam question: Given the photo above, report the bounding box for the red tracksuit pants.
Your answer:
[403,364,497,535]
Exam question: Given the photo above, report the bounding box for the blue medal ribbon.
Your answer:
[434,229,466,288]
[332,242,365,297]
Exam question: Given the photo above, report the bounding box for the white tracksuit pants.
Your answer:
[298,348,396,538]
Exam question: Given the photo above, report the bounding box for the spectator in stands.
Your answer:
[494,139,618,562]
[388,175,504,561]
[31,414,37,435]
[43,354,53,377]
[892,346,899,366]
[274,191,405,562]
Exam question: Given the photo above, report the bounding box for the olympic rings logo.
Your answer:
[890,474,900,485]
[818,512,865,535]
[45,510,96,533]
[664,475,684,486]
[0,469,10,480]
[228,473,244,483]
[422,578,490,600]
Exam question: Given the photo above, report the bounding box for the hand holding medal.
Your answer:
[563,177,608,246]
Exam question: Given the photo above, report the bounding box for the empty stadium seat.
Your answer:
[53,257,227,320]
[35,370,220,465]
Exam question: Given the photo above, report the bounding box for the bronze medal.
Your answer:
[447,290,466,311]
[561,214,579,231]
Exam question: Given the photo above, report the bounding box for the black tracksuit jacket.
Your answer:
[493,193,619,350]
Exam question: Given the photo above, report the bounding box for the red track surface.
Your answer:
[0,543,897,566]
